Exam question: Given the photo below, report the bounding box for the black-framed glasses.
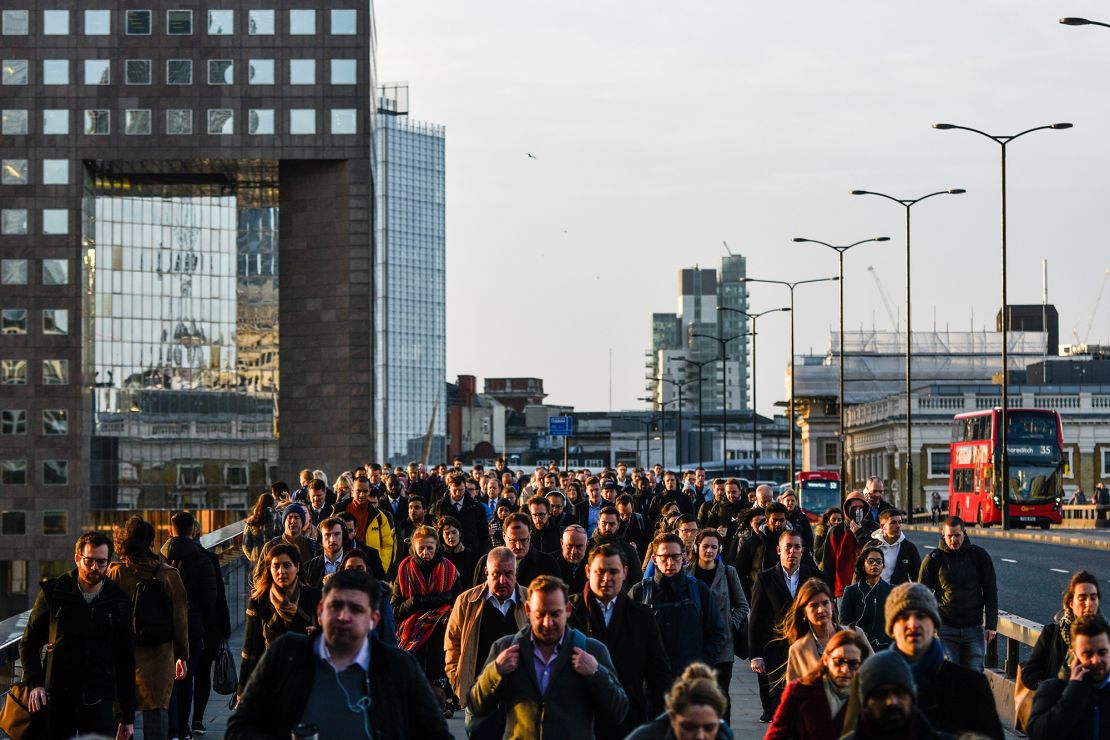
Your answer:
[831,657,862,670]
[80,557,109,568]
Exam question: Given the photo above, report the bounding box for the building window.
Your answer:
[927,449,950,478]
[1,209,27,235]
[249,59,274,84]
[208,109,233,135]
[167,59,192,85]
[1064,448,1075,478]
[42,59,69,85]
[177,464,204,487]
[42,409,67,435]
[225,465,248,486]
[822,441,839,467]
[289,59,315,85]
[330,9,356,34]
[1,260,28,285]
[1,360,26,385]
[126,10,151,35]
[1102,449,1110,478]
[43,259,68,285]
[208,60,233,85]
[43,509,68,532]
[42,359,68,385]
[43,463,68,487]
[289,9,315,35]
[125,60,151,85]
[208,10,233,35]
[331,109,357,135]
[42,209,68,235]
[84,9,110,35]
[248,109,274,135]
[2,110,28,135]
[125,109,151,135]
[2,10,28,35]
[1,410,26,435]
[42,110,68,135]
[3,60,28,85]
[1,460,26,485]
[167,9,192,35]
[1,511,25,534]
[166,109,192,135]
[84,110,110,135]
[289,109,315,135]
[1,309,26,334]
[1,159,27,185]
[248,9,274,34]
[84,60,110,85]
[42,309,68,335]
[3,561,28,594]
[42,160,68,185]
[43,10,69,35]
[331,59,356,85]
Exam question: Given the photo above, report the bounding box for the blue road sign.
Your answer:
[549,416,573,436]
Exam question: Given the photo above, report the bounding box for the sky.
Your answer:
[374,1,1110,417]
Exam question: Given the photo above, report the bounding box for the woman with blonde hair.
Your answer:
[780,577,872,684]
[625,662,733,739]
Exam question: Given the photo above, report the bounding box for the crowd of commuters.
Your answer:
[13,460,1110,739]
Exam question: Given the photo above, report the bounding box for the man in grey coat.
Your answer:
[469,574,629,739]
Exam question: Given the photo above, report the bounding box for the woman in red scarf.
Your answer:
[392,525,461,711]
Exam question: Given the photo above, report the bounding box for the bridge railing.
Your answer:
[985,610,1045,729]
[0,519,247,700]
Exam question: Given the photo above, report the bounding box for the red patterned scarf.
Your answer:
[395,556,458,652]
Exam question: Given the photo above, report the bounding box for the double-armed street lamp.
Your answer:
[681,357,716,464]
[933,121,1071,530]
[655,375,697,469]
[792,236,890,485]
[850,188,965,515]
[718,306,790,483]
[742,275,839,483]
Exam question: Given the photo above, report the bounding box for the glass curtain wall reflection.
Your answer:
[86,179,278,510]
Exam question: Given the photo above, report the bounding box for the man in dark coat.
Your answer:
[20,532,137,739]
[527,495,563,555]
[430,471,491,555]
[646,470,694,530]
[190,517,232,735]
[733,502,792,600]
[570,544,671,738]
[1028,613,1110,740]
[748,529,825,722]
[584,507,642,587]
[227,570,450,739]
[556,524,590,594]
[472,514,560,590]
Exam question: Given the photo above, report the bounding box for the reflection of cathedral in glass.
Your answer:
[88,190,278,510]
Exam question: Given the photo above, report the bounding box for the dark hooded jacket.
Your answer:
[917,534,998,630]
[161,534,220,647]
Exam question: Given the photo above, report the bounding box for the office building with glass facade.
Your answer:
[0,2,377,613]
[374,85,446,466]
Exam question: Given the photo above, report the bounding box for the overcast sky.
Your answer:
[375,1,1110,416]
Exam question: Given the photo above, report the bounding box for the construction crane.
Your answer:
[867,266,899,331]
[1079,269,1110,344]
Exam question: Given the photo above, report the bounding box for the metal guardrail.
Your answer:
[987,609,1044,678]
[0,519,247,698]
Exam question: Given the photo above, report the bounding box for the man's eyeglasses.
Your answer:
[831,657,862,670]
[80,557,109,568]
[655,553,683,562]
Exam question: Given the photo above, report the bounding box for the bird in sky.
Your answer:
[526,152,536,159]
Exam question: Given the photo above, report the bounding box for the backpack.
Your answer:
[639,575,703,616]
[133,564,175,646]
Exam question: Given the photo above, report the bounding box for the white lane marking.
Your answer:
[1001,558,1017,563]
[1050,568,1069,573]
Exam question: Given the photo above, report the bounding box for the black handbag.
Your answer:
[213,639,238,696]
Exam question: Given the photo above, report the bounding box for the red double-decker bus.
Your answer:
[795,470,841,523]
[948,408,1064,529]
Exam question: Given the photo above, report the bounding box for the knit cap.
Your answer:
[284,503,308,525]
[858,650,917,700]
[884,581,942,636]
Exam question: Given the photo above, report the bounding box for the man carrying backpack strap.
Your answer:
[628,532,726,686]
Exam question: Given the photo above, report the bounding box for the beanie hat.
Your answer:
[284,503,307,525]
[884,581,942,636]
[858,650,916,700]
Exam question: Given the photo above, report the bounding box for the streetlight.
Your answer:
[692,330,751,478]
[682,357,715,464]
[850,188,965,515]
[655,376,695,468]
[742,275,839,483]
[635,399,657,469]
[933,121,1072,530]
[1060,17,1110,28]
[718,306,790,483]
[793,236,890,485]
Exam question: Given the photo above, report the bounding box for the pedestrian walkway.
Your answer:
[200,623,766,737]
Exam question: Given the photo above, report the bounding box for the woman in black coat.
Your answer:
[1023,569,1101,689]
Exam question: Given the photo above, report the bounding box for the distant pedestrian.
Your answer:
[243,492,281,564]
[1069,486,1088,505]
[822,492,879,598]
[1096,482,1110,506]
[869,509,921,585]
[930,491,943,524]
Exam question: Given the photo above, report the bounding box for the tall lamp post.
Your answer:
[1060,16,1110,28]
[793,236,890,486]
[656,376,695,469]
[635,400,657,470]
[692,330,749,477]
[742,276,839,483]
[850,188,964,515]
[682,357,715,464]
[933,121,1071,530]
[718,306,790,483]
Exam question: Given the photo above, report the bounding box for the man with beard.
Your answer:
[1028,614,1110,740]
[472,514,560,590]
[616,494,649,558]
[227,570,450,739]
[430,471,490,555]
[840,651,952,740]
[469,576,628,737]
[585,507,642,586]
[302,517,348,588]
[528,495,563,555]
[733,502,791,600]
[647,470,694,528]
[696,478,727,527]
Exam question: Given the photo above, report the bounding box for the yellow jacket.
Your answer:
[363,509,395,573]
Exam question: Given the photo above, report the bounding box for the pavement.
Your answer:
[906,522,1110,551]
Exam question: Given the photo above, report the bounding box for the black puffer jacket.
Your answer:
[917,535,998,629]
[161,535,219,646]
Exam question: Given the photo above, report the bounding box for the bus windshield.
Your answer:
[799,480,840,514]
[1008,463,1062,501]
